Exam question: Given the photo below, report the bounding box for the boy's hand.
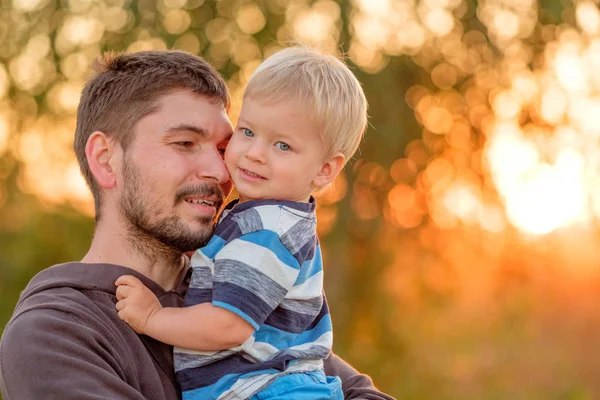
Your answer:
[115,275,161,334]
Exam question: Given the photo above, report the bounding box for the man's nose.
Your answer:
[196,149,230,185]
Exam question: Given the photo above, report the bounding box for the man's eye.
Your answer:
[242,128,254,137]
[176,141,194,148]
[275,142,291,151]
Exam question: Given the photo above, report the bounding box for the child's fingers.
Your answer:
[115,275,143,287]
[115,299,126,311]
[116,284,131,300]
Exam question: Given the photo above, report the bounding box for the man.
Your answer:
[0,50,393,399]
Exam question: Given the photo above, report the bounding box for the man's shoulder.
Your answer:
[5,262,126,337]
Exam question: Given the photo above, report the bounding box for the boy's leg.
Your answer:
[251,370,343,400]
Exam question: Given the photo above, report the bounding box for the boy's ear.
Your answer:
[86,131,120,189]
[313,153,345,188]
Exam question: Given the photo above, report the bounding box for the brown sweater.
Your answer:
[0,263,393,400]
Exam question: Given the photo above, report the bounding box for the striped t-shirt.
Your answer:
[173,197,333,400]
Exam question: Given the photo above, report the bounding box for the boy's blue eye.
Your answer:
[276,142,290,151]
[242,128,254,137]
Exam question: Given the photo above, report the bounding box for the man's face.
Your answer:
[117,90,233,252]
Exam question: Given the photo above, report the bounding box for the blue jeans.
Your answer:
[251,370,343,400]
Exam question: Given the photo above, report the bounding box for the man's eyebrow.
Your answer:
[165,124,207,137]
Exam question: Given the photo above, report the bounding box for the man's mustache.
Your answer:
[174,184,225,209]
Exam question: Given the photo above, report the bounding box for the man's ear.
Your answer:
[312,153,345,188]
[86,131,119,189]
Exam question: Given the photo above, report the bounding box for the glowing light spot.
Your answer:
[355,0,391,17]
[554,50,589,93]
[0,116,8,156]
[505,152,585,234]
[349,42,388,74]
[16,130,43,163]
[353,15,388,49]
[173,33,201,54]
[478,205,506,233]
[293,8,335,45]
[9,55,44,92]
[12,0,47,12]
[389,183,417,213]
[163,0,187,8]
[443,183,481,223]
[486,123,540,194]
[431,63,458,89]
[576,2,600,35]
[539,86,567,124]
[493,90,521,120]
[61,16,105,46]
[236,3,266,34]
[492,9,519,40]
[65,161,92,202]
[423,106,454,134]
[162,9,191,35]
[0,64,9,99]
[423,8,455,37]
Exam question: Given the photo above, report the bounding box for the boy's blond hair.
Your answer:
[244,46,367,165]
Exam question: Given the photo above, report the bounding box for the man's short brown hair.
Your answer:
[74,50,230,218]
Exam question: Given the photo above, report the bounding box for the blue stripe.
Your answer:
[255,312,332,351]
[199,235,226,259]
[183,287,212,306]
[213,300,260,330]
[239,230,300,270]
[294,247,322,285]
[212,282,274,327]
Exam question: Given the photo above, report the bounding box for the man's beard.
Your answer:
[119,157,224,257]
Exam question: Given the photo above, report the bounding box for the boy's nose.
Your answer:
[245,142,266,163]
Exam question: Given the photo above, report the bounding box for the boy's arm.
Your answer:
[115,275,254,351]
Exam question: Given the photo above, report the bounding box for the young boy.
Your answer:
[115,46,368,399]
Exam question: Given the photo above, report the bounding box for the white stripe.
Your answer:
[217,360,324,400]
[216,239,298,288]
[286,358,323,372]
[190,249,213,271]
[254,205,313,234]
[288,331,333,352]
[218,373,274,400]
[286,270,323,299]
[253,205,283,231]
[242,339,279,361]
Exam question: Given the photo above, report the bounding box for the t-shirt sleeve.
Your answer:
[211,229,301,330]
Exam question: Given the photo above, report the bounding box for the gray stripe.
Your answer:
[279,296,322,317]
[232,208,263,235]
[280,217,316,255]
[174,349,238,372]
[214,259,287,309]
[275,345,331,361]
[189,266,213,290]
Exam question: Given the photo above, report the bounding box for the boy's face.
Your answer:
[225,97,329,203]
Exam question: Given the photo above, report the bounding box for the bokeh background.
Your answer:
[4,0,600,398]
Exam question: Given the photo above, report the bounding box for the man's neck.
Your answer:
[82,218,186,291]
